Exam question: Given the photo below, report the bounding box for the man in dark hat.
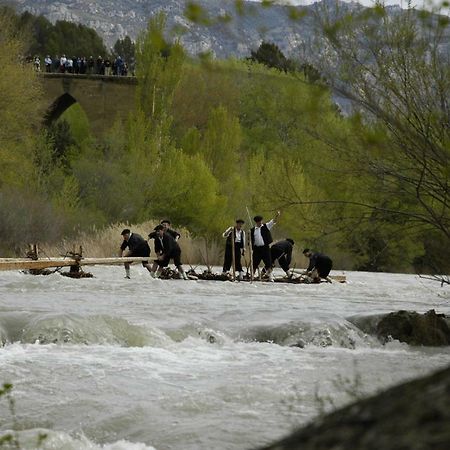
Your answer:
[119,229,151,278]
[222,219,246,280]
[160,219,181,241]
[271,238,295,276]
[148,225,188,279]
[148,219,181,241]
[250,211,280,281]
[302,248,333,282]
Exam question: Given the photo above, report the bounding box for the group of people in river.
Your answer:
[119,213,333,282]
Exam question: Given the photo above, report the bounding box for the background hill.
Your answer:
[5,0,368,56]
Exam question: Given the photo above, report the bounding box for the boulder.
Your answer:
[376,309,450,346]
[257,365,450,450]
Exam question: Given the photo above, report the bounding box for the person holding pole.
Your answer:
[250,211,280,282]
[222,219,246,281]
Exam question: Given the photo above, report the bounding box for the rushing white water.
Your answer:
[0,267,449,450]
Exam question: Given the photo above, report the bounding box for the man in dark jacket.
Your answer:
[120,229,151,278]
[149,225,188,279]
[251,211,280,281]
[271,238,294,276]
[161,220,181,241]
[303,248,333,281]
[222,219,246,280]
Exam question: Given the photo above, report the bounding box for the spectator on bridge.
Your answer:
[65,57,73,73]
[53,55,60,72]
[79,57,87,74]
[104,57,111,76]
[96,56,104,75]
[73,57,79,74]
[44,55,52,72]
[88,56,95,74]
[59,54,67,73]
[115,56,124,76]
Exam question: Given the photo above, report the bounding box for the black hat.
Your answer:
[236,219,245,224]
[253,215,263,222]
[286,238,295,245]
[121,228,131,235]
[160,219,171,225]
[302,248,310,255]
[154,224,165,231]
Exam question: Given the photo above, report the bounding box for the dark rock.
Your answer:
[257,365,450,450]
[376,309,450,346]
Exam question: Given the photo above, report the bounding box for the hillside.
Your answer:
[6,0,364,56]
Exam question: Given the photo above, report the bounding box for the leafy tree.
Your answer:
[113,35,135,64]
[135,13,185,121]
[0,8,43,189]
[298,3,450,273]
[14,9,108,58]
[249,41,295,72]
[149,149,226,236]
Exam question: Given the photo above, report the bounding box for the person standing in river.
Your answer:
[119,229,152,278]
[222,219,246,280]
[250,211,280,281]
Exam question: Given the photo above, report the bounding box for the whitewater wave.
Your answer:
[0,313,170,347]
[237,319,380,349]
[0,312,399,350]
[0,429,156,450]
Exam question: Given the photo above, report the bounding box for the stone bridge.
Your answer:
[40,73,138,136]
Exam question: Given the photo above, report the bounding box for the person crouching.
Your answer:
[149,225,188,279]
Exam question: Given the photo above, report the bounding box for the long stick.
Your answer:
[231,228,236,281]
[245,206,254,282]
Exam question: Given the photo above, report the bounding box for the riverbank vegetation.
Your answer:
[0,4,448,274]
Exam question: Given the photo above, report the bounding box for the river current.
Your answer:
[0,267,449,449]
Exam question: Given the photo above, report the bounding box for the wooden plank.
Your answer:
[0,257,150,271]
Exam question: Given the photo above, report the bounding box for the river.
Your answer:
[1,268,449,449]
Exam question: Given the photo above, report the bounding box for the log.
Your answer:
[0,257,150,271]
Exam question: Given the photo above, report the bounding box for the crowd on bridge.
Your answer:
[28,54,134,77]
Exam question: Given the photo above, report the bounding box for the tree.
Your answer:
[113,36,135,65]
[135,13,185,121]
[249,41,295,72]
[287,3,450,274]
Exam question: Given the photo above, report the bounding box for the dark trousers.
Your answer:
[271,247,289,272]
[130,243,150,266]
[156,249,182,268]
[223,244,243,272]
[317,259,333,278]
[253,245,271,271]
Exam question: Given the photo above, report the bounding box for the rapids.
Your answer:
[0,267,449,449]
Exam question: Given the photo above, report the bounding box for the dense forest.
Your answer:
[0,4,448,273]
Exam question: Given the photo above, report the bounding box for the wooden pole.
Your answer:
[231,227,236,281]
[245,207,254,283]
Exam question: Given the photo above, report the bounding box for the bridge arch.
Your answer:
[40,74,138,136]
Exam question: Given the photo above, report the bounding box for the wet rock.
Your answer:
[376,309,450,346]
[257,365,450,450]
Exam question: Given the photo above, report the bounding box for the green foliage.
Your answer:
[249,41,295,72]
[113,36,135,64]
[16,11,108,57]
[135,13,185,120]
[149,149,226,236]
